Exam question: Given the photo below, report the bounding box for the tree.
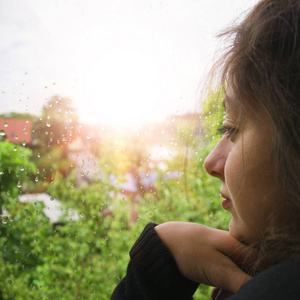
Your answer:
[33,95,78,154]
[31,96,79,181]
[0,112,37,120]
[0,140,36,209]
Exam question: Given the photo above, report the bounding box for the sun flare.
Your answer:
[81,48,167,126]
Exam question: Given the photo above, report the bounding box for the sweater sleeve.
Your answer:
[111,223,199,300]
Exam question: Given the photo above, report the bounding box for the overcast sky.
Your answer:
[0,0,259,125]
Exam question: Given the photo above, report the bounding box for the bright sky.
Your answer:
[0,0,259,126]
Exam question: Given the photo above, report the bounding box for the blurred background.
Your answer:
[0,0,258,299]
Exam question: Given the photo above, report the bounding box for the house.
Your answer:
[19,193,79,224]
[0,118,32,144]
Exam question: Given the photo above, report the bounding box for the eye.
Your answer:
[217,126,238,139]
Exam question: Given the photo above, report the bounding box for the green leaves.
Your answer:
[0,90,230,299]
[0,140,36,203]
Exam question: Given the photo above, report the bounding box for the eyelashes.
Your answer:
[217,126,238,139]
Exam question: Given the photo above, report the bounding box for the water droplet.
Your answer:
[34,177,39,182]
[13,147,17,152]
[0,131,5,136]
[22,141,26,146]
[14,135,18,140]
[16,182,21,188]
[87,134,91,139]
[46,122,51,128]
[80,171,84,176]
[20,167,24,172]
[4,122,8,127]
[37,153,40,158]
[50,196,54,201]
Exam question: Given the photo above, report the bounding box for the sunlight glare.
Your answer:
[82,48,167,126]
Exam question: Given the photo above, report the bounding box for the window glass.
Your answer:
[0,1,258,298]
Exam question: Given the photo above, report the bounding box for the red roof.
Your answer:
[0,118,32,144]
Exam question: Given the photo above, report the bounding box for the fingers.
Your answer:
[214,231,258,272]
[155,222,254,292]
[216,254,251,292]
[196,246,251,292]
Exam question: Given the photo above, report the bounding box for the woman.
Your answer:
[111,0,300,299]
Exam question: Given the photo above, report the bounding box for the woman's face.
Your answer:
[204,90,281,243]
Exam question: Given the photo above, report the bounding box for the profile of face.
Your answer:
[204,89,282,244]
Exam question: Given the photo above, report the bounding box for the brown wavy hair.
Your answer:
[212,0,300,269]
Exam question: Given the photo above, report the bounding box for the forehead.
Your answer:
[224,87,271,128]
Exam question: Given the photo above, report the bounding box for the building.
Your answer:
[0,118,32,144]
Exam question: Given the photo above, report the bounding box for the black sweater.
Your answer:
[111,223,300,300]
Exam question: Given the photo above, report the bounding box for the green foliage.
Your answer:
[202,88,225,141]
[0,91,230,299]
[0,112,37,120]
[0,141,36,206]
[30,95,79,184]
[33,95,78,153]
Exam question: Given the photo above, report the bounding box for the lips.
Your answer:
[221,191,232,210]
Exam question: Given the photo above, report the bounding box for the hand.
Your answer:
[155,222,254,293]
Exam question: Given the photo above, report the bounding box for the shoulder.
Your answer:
[229,258,300,300]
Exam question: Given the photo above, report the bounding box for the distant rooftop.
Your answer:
[0,118,32,144]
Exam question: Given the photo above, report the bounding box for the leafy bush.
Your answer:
[0,140,36,207]
[0,91,230,299]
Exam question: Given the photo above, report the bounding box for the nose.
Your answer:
[204,137,229,181]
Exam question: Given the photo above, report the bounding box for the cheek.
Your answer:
[224,147,244,198]
[225,141,278,241]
